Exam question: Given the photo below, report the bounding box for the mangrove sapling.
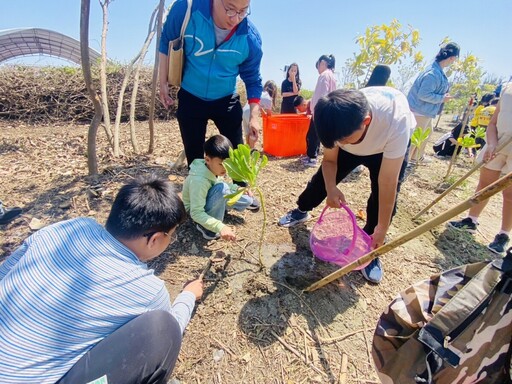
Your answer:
[223,144,268,268]
[410,126,431,164]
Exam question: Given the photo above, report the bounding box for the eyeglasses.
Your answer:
[219,0,250,19]
[143,230,178,245]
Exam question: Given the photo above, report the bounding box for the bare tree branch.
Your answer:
[149,0,167,153]
[80,0,102,175]
[99,0,115,153]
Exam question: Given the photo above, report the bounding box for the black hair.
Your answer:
[365,65,391,87]
[435,42,460,62]
[263,80,278,108]
[203,134,233,160]
[314,89,369,148]
[106,176,186,239]
[480,93,495,106]
[293,95,305,107]
[316,54,335,70]
[286,63,302,89]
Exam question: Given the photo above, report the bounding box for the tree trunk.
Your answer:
[128,4,160,154]
[99,0,115,154]
[148,0,167,154]
[112,4,159,155]
[80,0,102,175]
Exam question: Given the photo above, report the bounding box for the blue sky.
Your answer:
[1,0,511,90]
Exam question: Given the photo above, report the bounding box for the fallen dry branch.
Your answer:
[318,328,368,345]
[270,331,326,377]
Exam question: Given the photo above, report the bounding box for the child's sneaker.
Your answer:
[447,217,478,234]
[0,206,22,225]
[303,157,318,167]
[196,224,220,240]
[278,208,310,227]
[246,198,260,212]
[487,233,510,255]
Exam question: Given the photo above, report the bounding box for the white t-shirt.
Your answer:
[341,86,416,159]
[242,91,273,134]
[498,82,512,137]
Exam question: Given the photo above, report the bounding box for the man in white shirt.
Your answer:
[279,87,415,283]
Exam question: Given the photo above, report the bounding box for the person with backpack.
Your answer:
[159,0,263,166]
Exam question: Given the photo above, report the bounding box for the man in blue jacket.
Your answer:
[159,0,263,166]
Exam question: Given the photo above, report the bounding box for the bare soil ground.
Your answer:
[0,115,503,383]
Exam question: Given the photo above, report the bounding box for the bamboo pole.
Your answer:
[413,136,512,220]
[304,171,512,293]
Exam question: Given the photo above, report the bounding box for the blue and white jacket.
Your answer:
[159,0,263,102]
[407,61,449,118]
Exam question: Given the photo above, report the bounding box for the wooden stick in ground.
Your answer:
[414,136,512,220]
[444,99,475,180]
[198,258,213,280]
[339,353,349,384]
[304,171,512,293]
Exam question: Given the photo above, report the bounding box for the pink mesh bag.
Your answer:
[310,205,372,270]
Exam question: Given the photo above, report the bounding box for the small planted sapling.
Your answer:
[410,126,431,163]
[223,144,268,268]
[456,134,480,150]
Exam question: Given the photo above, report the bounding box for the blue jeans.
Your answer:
[205,183,253,224]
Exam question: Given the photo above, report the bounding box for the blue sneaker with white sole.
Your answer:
[361,258,383,284]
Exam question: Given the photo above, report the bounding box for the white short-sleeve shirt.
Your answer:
[341,87,416,159]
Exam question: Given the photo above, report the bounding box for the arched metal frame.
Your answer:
[0,28,100,65]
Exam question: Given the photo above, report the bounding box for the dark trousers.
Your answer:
[58,311,182,384]
[297,148,408,234]
[177,88,243,165]
[306,118,320,159]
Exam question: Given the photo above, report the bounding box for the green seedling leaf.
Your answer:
[473,127,486,140]
[225,188,247,206]
[457,135,480,149]
[411,126,431,148]
[222,144,269,269]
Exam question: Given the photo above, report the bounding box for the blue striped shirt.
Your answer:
[0,218,195,383]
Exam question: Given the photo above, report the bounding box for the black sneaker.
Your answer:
[487,233,510,256]
[278,208,310,227]
[196,224,220,240]
[246,198,260,212]
[447,217,478,234]
[0,206,22,225]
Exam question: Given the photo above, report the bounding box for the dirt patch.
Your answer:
[0,115,504,383]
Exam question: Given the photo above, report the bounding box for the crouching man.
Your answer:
[0,176,203,383]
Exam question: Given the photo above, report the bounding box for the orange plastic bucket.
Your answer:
[262,114,310,157]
